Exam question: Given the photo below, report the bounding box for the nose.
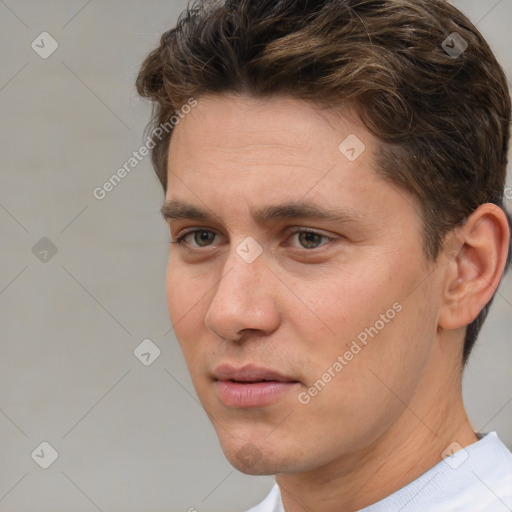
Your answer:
[204,248,281,342]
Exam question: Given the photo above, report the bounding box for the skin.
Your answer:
[162,93,510,512]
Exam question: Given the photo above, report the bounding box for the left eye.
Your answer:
[289,230,333,249]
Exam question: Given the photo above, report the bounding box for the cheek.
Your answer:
[301,273,438,424]
[166,258,183,325]
[291,253,438,401]
[287,264,396,352]
[166,258,207,351]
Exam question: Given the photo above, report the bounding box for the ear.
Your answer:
[438,204,510,330]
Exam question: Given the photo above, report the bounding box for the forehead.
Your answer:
[168,94,375,182]
[168,93,371,168]
[163,93,420,233]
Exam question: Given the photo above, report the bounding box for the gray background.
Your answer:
[0,1,511,511]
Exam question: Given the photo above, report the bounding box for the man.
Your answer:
[136,0,512,510]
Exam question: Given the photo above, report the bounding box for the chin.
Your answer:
[224,449,286,475]
[219,436,306,476]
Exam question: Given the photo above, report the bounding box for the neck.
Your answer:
[276,346,478,512]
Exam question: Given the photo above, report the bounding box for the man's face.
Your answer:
[164,94,442,475]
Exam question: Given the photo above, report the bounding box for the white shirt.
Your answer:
[245,432,512,512]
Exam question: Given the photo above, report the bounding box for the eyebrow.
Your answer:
[160,199,369,226]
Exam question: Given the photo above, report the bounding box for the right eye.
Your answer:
[172,229,219,248]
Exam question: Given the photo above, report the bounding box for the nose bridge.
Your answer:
[204,244,279,339]
[213,246,267,309]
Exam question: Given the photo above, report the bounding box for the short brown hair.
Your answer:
[136,0,511,364]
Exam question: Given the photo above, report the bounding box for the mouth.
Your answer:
[212,364,300,408]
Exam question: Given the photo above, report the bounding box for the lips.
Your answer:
[213,364,300,408]
[213,364,296,383]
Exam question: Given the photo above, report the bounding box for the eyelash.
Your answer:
[170,228,335,250]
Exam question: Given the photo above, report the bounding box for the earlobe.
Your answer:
[438,204,510,331]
